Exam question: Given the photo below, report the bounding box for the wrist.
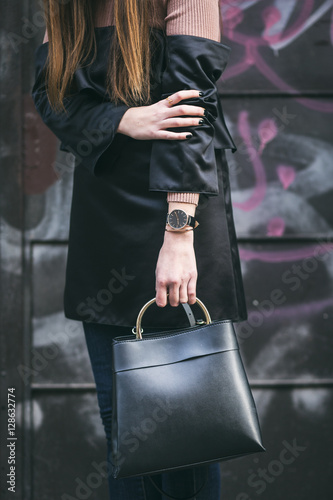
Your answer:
[164,228,194,242]
[116,108,133,135]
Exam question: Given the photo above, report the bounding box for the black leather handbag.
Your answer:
[111,298,265,481]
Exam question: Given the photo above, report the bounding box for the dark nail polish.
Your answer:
[204,109,208,116]
[199,91,204,96]
[199,119,204,125]
[186,134,192,139]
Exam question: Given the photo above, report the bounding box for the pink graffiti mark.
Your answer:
[239,243,333,263]
[223,6,244,39]
[221,56,252,80]
[258,118,278,154]
[223,0,316,48]
[277,165,296,189]
[267,217,285,236]
[263,0,315,46]
[262,6,282,42]
[233,111,267,210]
[254,49,333,112]
[222,0,333,113]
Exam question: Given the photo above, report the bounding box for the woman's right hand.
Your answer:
[117,90,205,140]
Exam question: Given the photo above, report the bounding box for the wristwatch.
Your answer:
[166,209,199,230]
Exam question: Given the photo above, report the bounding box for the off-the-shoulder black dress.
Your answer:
[32,27,248,328]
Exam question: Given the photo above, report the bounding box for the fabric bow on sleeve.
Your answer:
[149,35,236,196]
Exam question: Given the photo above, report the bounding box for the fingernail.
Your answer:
[199,119,204,125]
[204,109,208,116]
[199,91,204,96]
[186,134,192,139]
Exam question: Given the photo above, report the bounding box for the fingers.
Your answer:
[156,130,193,141]
[187,277,197,305]
[155,90,206,141]
[153,114,205,140]
[167,104,206,117]
[156,279,168,308]
[168,282,180,307]
[163,276,197,307]
[168,282,197,306]
[179,282,189,304]
[163,117,205,129]
[164,90,203,107]
[157,110,206,141]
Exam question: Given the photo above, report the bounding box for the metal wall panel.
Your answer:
[220,389,333,500]
[219,0,333,93]
[31,392,109,500]
[31,243,93,385]
[1,0,332,499]
[236,242,333,380]
[222,97,333,238]
[0,1,26,498]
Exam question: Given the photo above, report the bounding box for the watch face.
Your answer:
[168,209,188,229]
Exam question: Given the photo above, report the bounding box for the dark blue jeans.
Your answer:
[82,321,221,500]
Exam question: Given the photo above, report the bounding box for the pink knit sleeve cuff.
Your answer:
[167,192,200,206]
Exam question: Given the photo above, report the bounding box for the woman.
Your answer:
[32,0,248,498]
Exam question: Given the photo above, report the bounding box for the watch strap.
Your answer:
[187,215,197,228]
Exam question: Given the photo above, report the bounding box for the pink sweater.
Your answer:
[94,0,221,41]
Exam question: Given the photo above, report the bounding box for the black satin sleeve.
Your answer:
[31,42,129,177]
[149,35,236,196]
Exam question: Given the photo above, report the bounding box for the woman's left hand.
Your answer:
[155,230,197,307]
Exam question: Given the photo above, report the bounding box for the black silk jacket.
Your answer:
[32,29,248,329]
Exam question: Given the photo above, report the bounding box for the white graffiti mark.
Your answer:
[271,0,333,50]
[229,127,333,242]
[268,0,298,38]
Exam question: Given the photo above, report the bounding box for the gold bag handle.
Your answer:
[133,297,212,340]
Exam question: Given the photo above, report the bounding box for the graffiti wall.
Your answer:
[0,0,332,499]
[219,1,333,498]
